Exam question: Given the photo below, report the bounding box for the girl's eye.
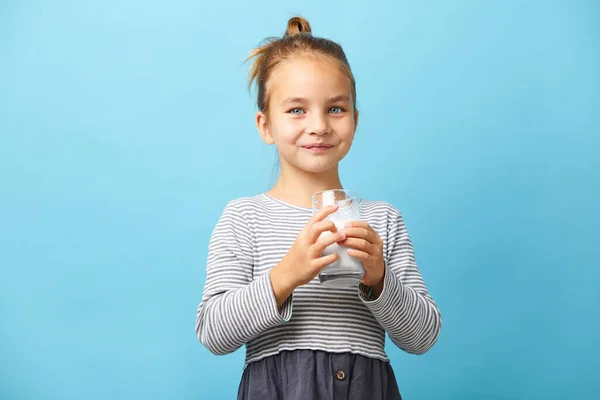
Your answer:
[288,108,305,115]
[329,107,344,114]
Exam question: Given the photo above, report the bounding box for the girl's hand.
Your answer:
[270,204,346,306]
[341,221,386,295]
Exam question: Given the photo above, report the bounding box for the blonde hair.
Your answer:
[246,16,357,112]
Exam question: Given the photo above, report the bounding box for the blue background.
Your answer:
[1,1,598,399]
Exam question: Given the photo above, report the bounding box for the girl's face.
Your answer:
[256,54,358,175]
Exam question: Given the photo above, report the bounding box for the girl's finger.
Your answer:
[308,220,338,243]
[313,231,346,256]
[308,205,338,227]
[340,237,373,253]
[344,221,371,229]
[342,227,378,243]
[347,248,370,262]
[312,252,339,270]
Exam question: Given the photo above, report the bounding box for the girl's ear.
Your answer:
[354,109,359,133]
[256,111,275,145]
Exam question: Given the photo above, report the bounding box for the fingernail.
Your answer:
[340,232,346,240]
[344,222,352,228]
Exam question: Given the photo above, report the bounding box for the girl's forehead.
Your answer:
[267,56,353,99]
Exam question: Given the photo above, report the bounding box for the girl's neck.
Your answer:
[267,164,343,209]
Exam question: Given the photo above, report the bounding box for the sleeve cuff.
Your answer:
[358,265,403,313]
[261,272,293,322]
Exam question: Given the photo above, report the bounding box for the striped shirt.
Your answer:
[196,194,441,367]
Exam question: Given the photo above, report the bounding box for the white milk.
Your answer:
[318,191,364,288]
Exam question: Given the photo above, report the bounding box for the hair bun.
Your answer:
[284,16,312,37]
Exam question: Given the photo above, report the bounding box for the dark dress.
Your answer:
[237,350,403,400]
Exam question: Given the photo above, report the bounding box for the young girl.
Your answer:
[196,16,441,400]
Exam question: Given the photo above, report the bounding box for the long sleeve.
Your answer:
[358,210,441,355]
[195,202,293,355]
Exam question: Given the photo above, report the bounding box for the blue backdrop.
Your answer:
[1,1,598,399]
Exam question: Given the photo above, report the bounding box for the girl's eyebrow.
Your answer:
[281,97,308,106]
[281,95,350,106]
[329,95,350,103]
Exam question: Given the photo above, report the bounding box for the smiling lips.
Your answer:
[302,143,334,153]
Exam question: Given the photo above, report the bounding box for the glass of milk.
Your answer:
[311,189,364,288]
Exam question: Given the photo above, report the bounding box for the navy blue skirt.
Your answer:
[237,350,402,400]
